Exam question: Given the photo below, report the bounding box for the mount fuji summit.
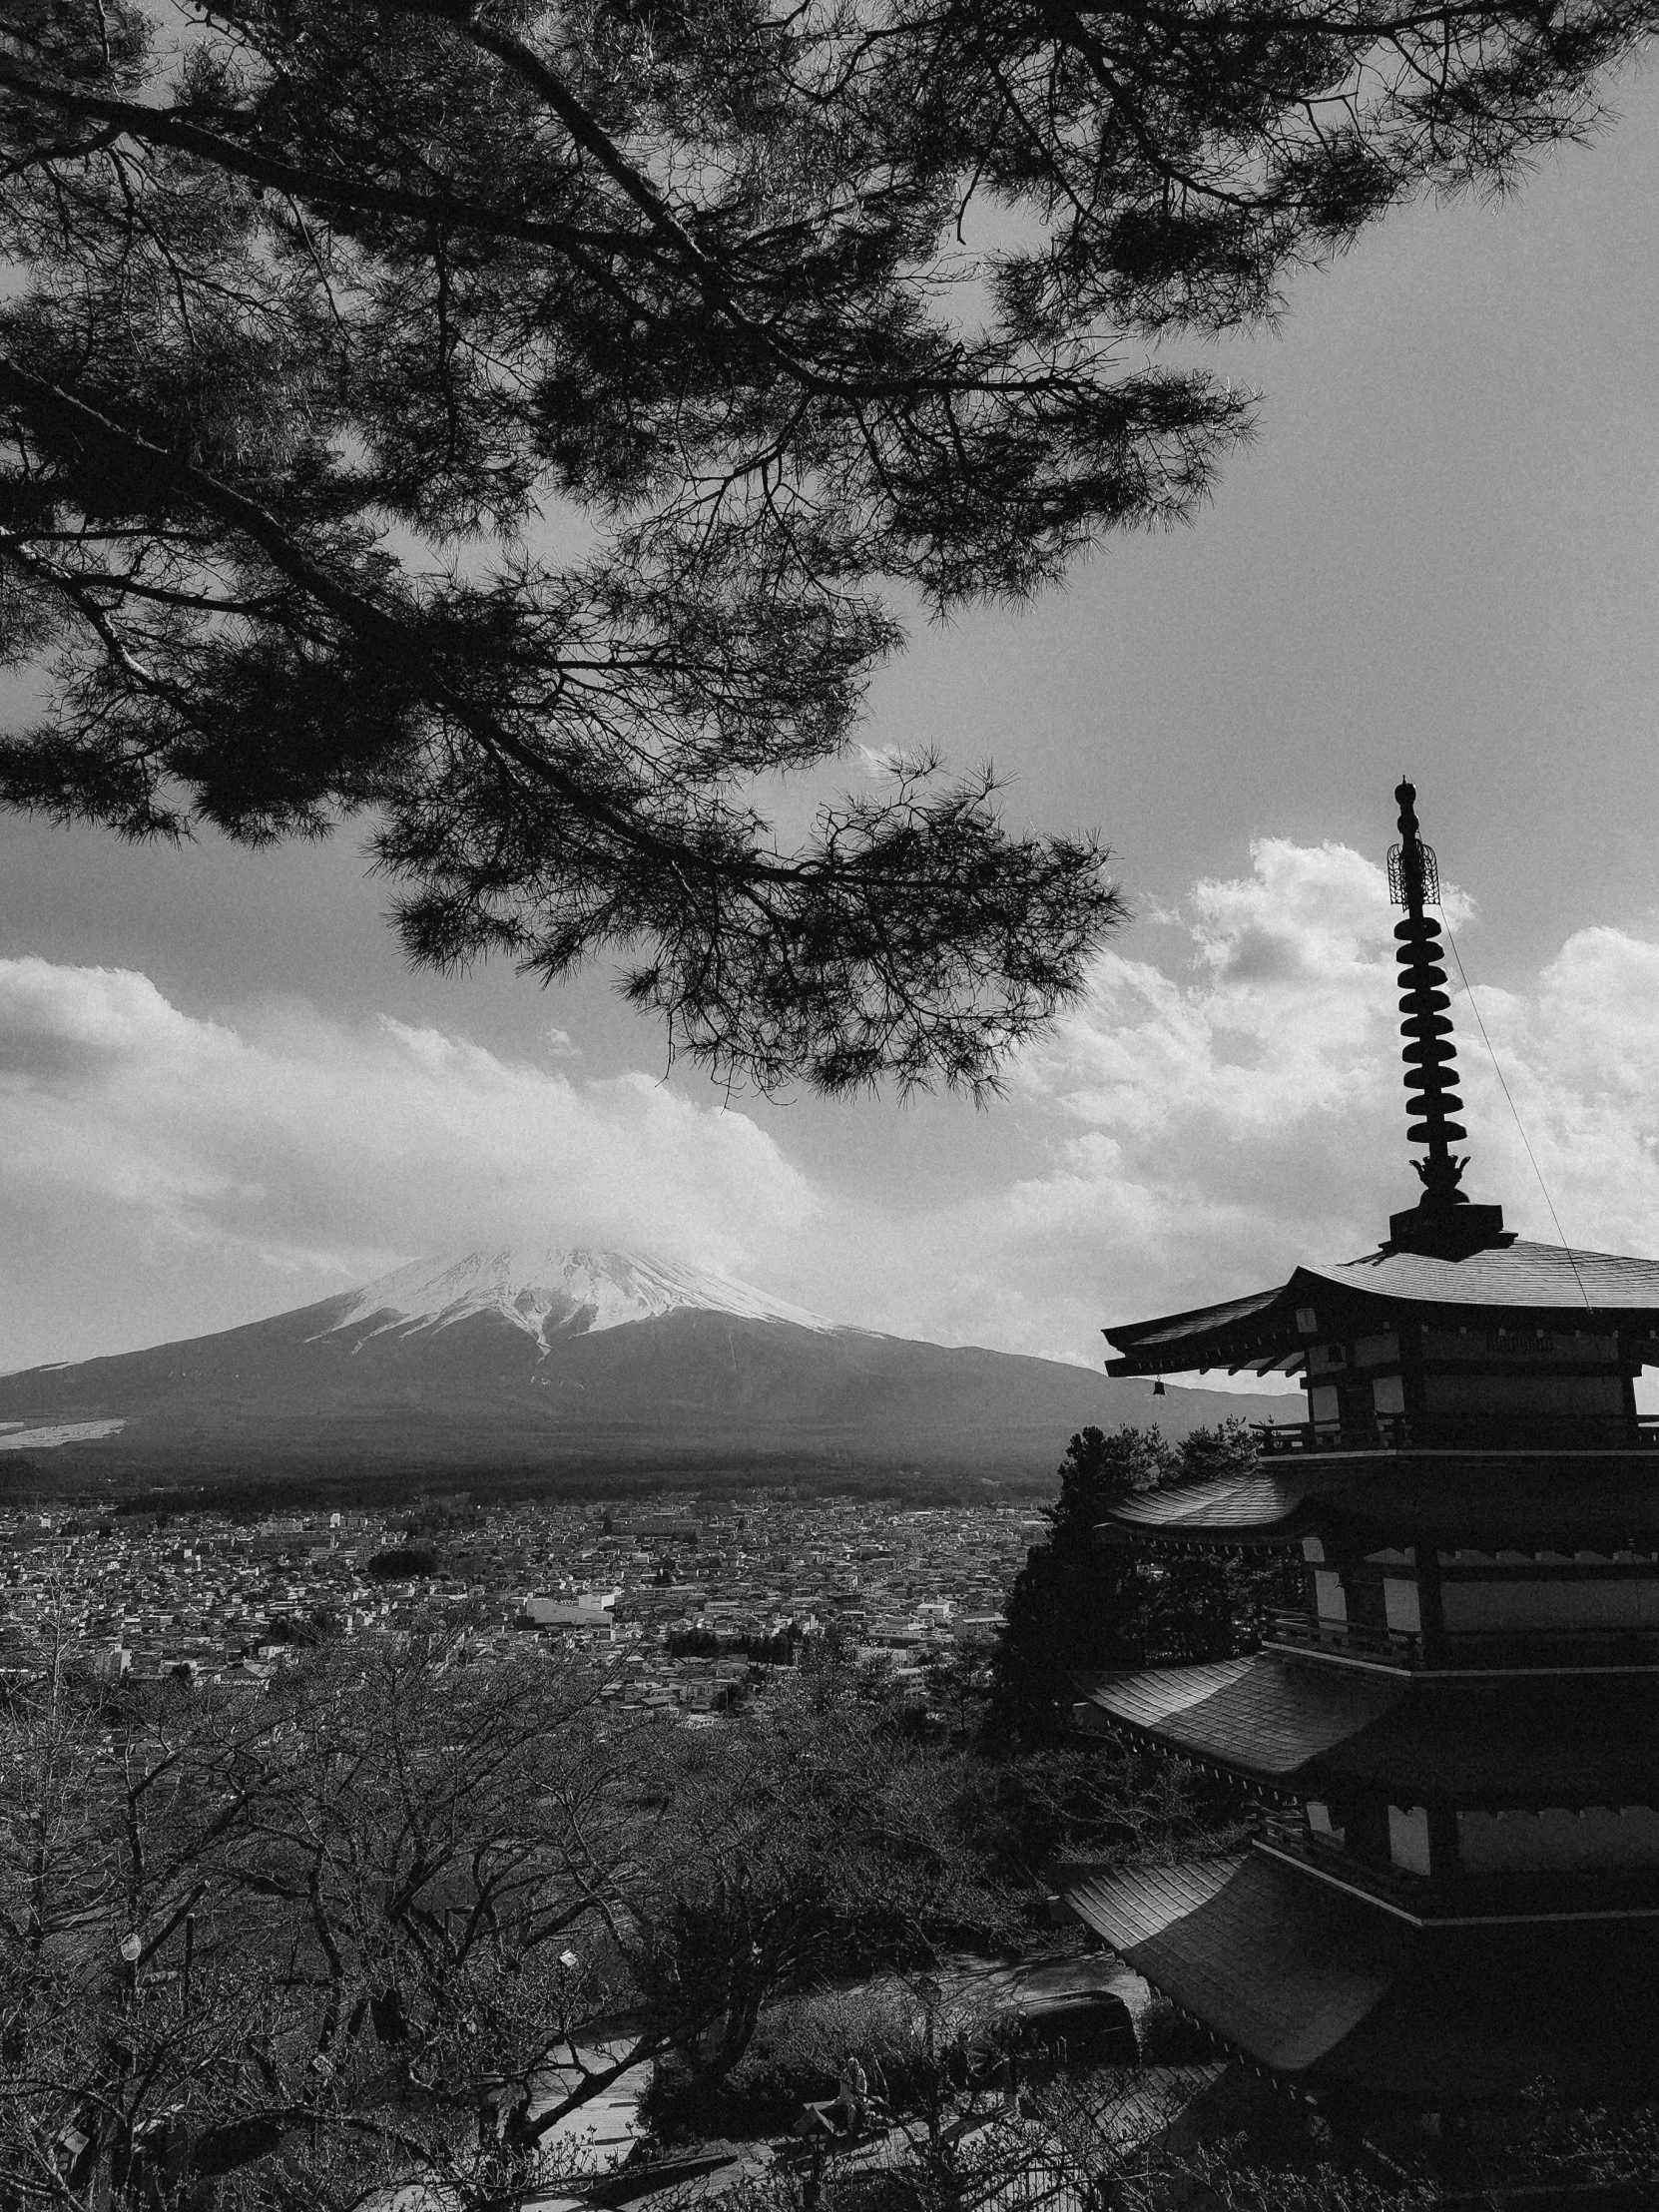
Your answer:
[327,1248,837,1345]
[0,1245,1290,1492]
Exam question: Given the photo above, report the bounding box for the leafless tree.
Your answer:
[0,1635,1007,2212]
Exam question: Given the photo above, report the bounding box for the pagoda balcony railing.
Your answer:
[1259,1819,1426,1913]
[1255,1414,1659,1456]
[1265,1610,1419,1666]
[1258,1820,1659,1922]
[1266,1608,1659,1672]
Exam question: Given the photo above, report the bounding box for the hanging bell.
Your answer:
[1152,1378,1167,1397]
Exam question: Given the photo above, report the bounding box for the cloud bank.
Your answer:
[0,960,813,1368]
[6,838,1659,1382]
[771,840,1659,1382]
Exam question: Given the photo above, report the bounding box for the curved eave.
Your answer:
[1096,1471,1323,1547]
[1095,1515,1310,1552]
[1073,1654,1403,1790]
[1104,1282,1301,1380]
[1063,1853,1400,2080]
[1062,1851,1659,2099]
[1096,1458,1659,1553]
[1104,1244,1659,1380]
[1074,1658,1659,1807]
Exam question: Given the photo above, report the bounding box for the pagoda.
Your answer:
[1065,783,1659,2118]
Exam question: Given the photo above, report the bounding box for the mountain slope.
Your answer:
[0,1247,1298,1488]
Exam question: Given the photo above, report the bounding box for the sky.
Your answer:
[8,62,1659,1379]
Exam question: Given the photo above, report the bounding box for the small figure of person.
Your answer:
[834,2053,868,2136]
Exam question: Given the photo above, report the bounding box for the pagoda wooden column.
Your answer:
[1411,1539,1446,1667]
[1398,1318,1429,1435]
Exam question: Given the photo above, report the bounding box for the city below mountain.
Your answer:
[0,1247,1297,1497]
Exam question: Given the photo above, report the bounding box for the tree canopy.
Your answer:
[1,0,1649,1090]
[0,1632,1007,2212]
[989,1421,1284,1741]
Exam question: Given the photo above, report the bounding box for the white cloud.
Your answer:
[0,959,814,1368]
[9,843,1659,1389]
[782,841,1659,1387]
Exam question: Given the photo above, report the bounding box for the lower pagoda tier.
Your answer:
[1065,1851,1659,2102]
[1100,1450,1659,1561]
[1074,1658,1659,1809]
[1098,1451,1659,1673]
[1072,1659,1659,1927]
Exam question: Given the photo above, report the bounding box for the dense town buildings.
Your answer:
[0,1490,1037,1713]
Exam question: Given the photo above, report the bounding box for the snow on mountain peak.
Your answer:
[328,1246,836,1348]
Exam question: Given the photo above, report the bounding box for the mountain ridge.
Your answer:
[0,1245,1299,1493]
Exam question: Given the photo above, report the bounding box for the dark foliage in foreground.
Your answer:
[4,0,1654,1088]
[0,1638,1009,2212]
[708,2069,1659,2212]
[989,1422,1293,1743]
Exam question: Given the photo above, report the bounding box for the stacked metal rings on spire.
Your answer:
[1391,780,1466,1161]
[1397,914,1467,1151]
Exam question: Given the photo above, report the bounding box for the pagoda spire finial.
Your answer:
[1390,779,1464,1203]
[1383,782,1509,1259]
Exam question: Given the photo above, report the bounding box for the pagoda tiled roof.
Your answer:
[1099,1456,1659,1550]
[1074,1654,1256,1730]
[1067,1852,1398,2076]
[1064,1849,1659,2096]
[1100,1469,1316,1541]
[1075,1657,1659,1804]
[1076,1655,1401,1783]
[1310,1241,1659,1309]
[1105,1239,1659,1377]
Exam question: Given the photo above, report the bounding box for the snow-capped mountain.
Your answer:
[0,1242,1298,1489]
[328,1247,836,1347]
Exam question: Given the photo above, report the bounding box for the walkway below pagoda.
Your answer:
[1073,1654,1659,1803]
[1063,1850,1659,2101]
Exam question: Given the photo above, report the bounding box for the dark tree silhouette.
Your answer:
[1,0,1649,1089]
[989,1421,1279,1742]
[364,1545,440,1579]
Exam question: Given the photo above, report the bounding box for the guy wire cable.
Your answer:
[1438,917,1593,1316]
